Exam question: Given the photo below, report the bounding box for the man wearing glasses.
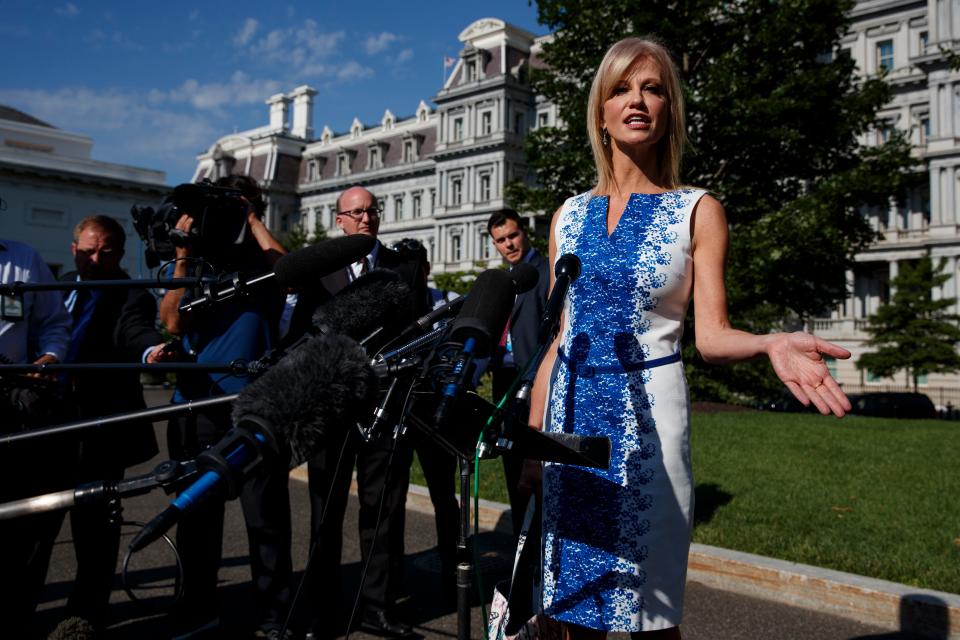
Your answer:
[304,185,424,639]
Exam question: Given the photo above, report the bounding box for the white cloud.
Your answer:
[149,71,283,112]
[233,17,258,47]
[55,3,79,17]
[0,87,217,158]
[188,9,200,21]
[394,48,414,64]
[364,32,397,55]
[335,60,374,81]
[248,20,344,68]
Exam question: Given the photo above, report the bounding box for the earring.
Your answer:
[601,128,609,146]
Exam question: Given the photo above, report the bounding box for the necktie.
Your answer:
[65,289,101,363]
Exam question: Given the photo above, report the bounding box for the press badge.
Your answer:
[1,294,24,320]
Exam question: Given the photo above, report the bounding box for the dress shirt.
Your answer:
[347,240,380,281]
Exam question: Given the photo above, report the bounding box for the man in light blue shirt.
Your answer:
[0,238,71,365]
[0,237,72,637]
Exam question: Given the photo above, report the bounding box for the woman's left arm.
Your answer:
[691,195,852,417]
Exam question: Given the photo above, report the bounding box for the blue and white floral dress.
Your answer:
[541,188,706,632]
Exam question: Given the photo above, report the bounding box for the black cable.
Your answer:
[345,435,399,640]
[278,428,353,639]
[121,519,184,610]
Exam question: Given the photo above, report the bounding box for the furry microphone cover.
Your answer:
[311,269,414,353]
[230,332,378,468]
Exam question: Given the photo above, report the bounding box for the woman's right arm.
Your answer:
[527,207,563,430]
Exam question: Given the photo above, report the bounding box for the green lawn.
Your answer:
[410,408,960,594]
[690,410,960,594]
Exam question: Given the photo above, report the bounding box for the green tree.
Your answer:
[433,269,482,295]
[857,257,960,391]
[509,0,917,402]
[281,217,328,252]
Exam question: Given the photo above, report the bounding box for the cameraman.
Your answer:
[160,175,292,640]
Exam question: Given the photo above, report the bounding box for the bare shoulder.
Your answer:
[691,193,728,249]
[693,193,726,220]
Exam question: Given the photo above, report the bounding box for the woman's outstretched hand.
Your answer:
[767,332,853,417]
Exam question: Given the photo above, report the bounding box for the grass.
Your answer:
[690,410,960,594]
[410,406,960,594]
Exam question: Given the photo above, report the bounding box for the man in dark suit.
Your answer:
[302,185,425,639]
[487,209,550,535]
[57,214,168,632]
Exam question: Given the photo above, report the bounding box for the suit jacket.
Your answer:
[61,271,162,469]
[506,250,551,370]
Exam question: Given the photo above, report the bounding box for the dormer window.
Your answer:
[416,100,430,123]
[336,150,356,176]
[350,117,363,139]
[321,126,333,145]
[459,46,490,84]
[382,109,395,130]
[306,159,319,181]
[402,133,424,163]
[367,142,387,170]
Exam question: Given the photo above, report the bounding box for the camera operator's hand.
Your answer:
[173,214,194,262]
[160,213,196,336]
[244,201,287,267]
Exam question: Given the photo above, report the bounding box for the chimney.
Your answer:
[266,93,291,132]
[289,85,318,139]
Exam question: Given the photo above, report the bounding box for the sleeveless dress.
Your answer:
[541,188,706,632]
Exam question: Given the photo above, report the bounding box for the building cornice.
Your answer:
[0,158,169,195]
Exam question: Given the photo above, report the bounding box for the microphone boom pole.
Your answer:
[0,394,238,446]
[0,277,209,296]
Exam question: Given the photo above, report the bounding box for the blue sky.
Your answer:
[0,1,543,185]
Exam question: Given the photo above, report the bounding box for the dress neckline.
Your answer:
[594,191,672,240]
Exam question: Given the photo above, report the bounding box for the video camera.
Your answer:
[131,181,250,268]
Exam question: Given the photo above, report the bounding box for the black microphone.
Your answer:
[400,261,540,336]
[537,253,582,345]
[433,269,518,427]
[128,332,377,552]
[178,234,376,313]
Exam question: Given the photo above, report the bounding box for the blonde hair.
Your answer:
[586,37,686,193]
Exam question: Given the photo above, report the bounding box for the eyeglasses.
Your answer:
[338,207,381,220]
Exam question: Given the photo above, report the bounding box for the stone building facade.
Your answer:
[810,0,960,401]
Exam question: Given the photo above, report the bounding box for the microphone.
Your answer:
[311,269,414,348]
[128,332,377,552]
[537,254,582,345]
[433,269,518,427]
[400,262,540,336]
[178,234,376,313]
